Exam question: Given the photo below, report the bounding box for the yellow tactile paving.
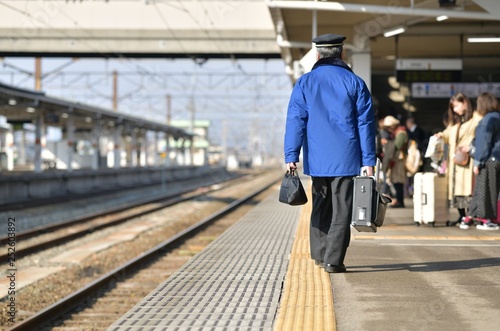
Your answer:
[274,198,336,331]
[476,236,500,240]
[353,235,500,240]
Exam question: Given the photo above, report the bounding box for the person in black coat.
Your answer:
[406,117,430,172]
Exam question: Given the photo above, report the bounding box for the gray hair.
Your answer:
[316,46,343,59]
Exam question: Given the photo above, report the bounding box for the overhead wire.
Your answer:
[152,0,260,119]
[0,0,290,130]
[0,0,186,114]
[154,0,250,75]
[0,0,177,84]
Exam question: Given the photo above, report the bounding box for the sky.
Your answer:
[0,57,293,156]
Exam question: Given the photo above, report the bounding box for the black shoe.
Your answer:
[390,203,405,208]
[324,264,346,273]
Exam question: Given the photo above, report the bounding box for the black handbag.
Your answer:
[279,170,308,206]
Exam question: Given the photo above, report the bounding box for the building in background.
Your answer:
[169,120,210,166]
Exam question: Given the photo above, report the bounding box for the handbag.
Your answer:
[374,192,392,227]
[453,146,470,166]
[453,122,470,166]
[278,170,308,206]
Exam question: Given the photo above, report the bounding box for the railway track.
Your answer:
[0,169,238,213]
[0,171,251,261]
[3,171,281,331]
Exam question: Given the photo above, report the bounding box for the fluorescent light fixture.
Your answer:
[388,76,400,89]
[403,102,417,112]
[26,107,36,113]
[388,91,405,103]
[436,15,448,21]
[384,27,405,38]
[467,37,500,43]
[8,98,17,105]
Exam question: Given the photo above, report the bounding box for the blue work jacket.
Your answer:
[284,57,376,177]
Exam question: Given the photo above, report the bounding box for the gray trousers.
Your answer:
[310,176,353,266]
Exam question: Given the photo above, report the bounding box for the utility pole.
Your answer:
[188,99,195,165]
[222,119,227,166]
[165,94,171,166]
[189,98,195,133]
[112,70,118,111]
[34,58,42,90]
[166,94,171,125]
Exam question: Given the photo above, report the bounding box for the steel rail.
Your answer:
[0,174,247,260]
[0,174,202,212]
[0,173,243,244]
[6,176,279,331]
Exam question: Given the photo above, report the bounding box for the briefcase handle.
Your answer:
[361,158,381,177]
[360,158,382,189]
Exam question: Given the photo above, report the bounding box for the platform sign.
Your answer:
[397,70,461,83]
[396,58,462,83]
[396,59,463,71]
[411,83,500,98]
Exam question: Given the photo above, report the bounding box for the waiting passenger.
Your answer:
[382,115,408,208]
[406,117,429,173]
[434,92,482,227]
[462,92,500,230]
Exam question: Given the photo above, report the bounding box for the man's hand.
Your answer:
[361,166,374,177]
[473,165,480,175]
[287,162,297,174]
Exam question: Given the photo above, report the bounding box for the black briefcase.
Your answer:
[279,170,308,206]
[351,176,392,233]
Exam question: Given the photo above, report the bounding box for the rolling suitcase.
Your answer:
[413,172,449,226]
[351,172,392,233]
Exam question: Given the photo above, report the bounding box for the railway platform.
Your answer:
[109,177,500,331]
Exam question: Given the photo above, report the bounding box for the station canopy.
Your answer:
[0,82,191,139]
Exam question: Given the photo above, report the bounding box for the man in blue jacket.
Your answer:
[284,33,377,273]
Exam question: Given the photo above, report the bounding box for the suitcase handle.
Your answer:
[422,193,427,205]
[361,158,382,189]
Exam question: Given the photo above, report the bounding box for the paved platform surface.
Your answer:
[108,177,500,331]
[336,194,500,331]
[108,186,302,330]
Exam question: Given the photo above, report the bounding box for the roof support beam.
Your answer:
[473,0,500,18]
[265,0,499,21]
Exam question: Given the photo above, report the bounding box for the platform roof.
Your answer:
[267,0,500,77]
[0,0,498,125]
[0,1,498,80]
[0,0,279,59]
[0,82,191,139]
